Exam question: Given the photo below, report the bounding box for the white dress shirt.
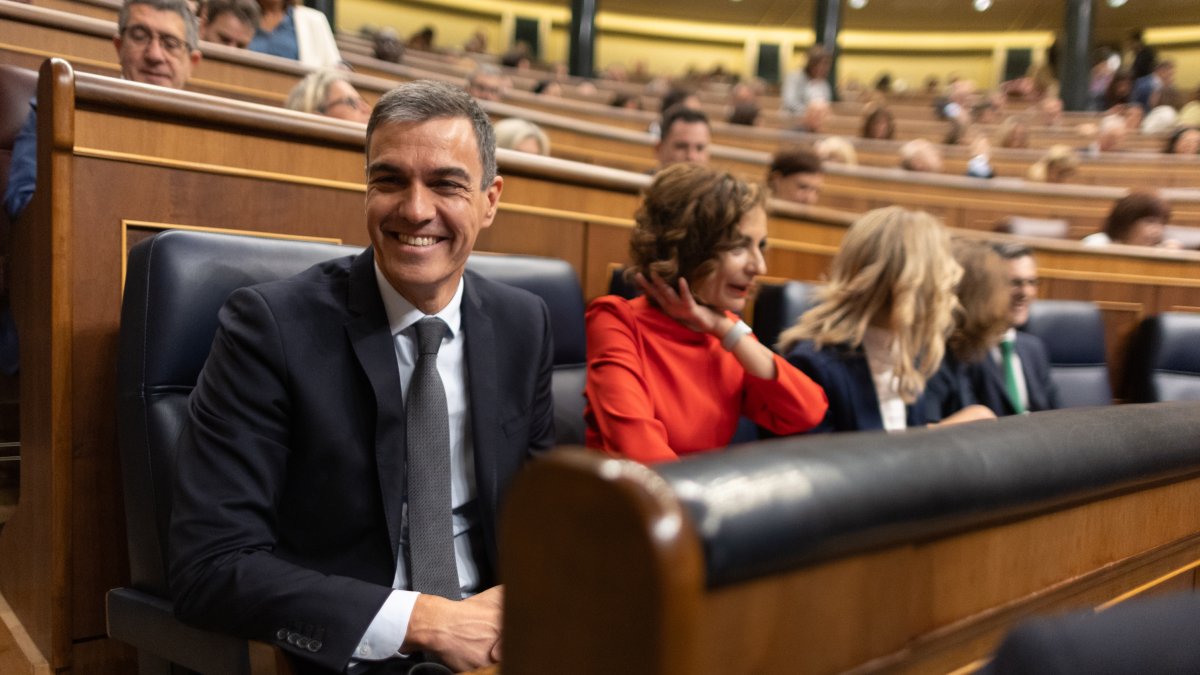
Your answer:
[862,326,908,432]
[352,265,481,664]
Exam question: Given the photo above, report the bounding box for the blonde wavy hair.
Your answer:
[778,207,962,402]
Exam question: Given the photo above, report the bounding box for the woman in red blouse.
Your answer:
[584,164,828,462]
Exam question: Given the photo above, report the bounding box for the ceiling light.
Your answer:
[849,0,868,8]
[1107,0,1128,6]
[974,0,992,10]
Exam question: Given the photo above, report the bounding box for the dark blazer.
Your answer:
[983,592,1200,675]
[785,341,969,432]
[167,249,555,673]
[966,332,1059,416]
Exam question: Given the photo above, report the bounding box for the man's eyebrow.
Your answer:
[366,161,402,176]
[429,167,472,182]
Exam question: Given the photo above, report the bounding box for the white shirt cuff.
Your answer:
[352,590,420,662]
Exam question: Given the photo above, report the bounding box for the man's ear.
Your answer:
[190,49,202,68]
[113,34,123,53]
[481,175,503,227]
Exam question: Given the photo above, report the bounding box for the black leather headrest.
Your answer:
[1125,313,1200,403]
[121,232,361,394]
[1024,300,1106,364]
[752,281,820,352]
[654,402,1200,587]
[466,253,585,365]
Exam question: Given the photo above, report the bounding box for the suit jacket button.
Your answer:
[308,640,322,652]
[276,629,288,641]
[287,633,299,645]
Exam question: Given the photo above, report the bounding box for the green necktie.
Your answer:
[1000,339,1026,415]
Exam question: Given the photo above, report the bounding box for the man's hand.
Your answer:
[402,586,504,672]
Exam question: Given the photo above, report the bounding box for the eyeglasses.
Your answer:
[319,96,368,114]
[123,24,188,57]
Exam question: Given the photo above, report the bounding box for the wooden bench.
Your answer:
[2,57,1200,675]
[501,403,1200,674]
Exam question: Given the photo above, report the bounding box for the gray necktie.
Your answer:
[407,317,460,599]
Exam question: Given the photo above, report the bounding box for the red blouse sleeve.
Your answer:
[585,298,679,463]
[741,347,829,436]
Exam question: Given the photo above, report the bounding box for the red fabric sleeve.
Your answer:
[585,299,678,463]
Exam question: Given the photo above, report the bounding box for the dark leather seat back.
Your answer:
[466,253,587,446]
[1022,299,1112,407]
[752,280,820,352]
[607,265,640,299]
[119,231,361,597]
[1123,312,1200,403]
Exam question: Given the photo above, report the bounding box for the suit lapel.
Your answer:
[1015,335,1049,411]
[844,350,885,431]
[462,272,499,510]
[979,355,1016,415]
[345,249,407,562]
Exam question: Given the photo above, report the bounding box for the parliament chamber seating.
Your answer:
[1022,300,1112,408]
[464,253,589,446]
[501,402,1200,674]
[111,230,590,672]
[1123,312,1200,404]
[751,280,821,352]
[112,230,357,674]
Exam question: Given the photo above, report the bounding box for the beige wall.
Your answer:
[339,0,504,54]
[597,33,746,77]
[838,52,996,92]
[338,0,1200,92]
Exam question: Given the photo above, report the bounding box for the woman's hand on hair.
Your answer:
[637,272,726,335]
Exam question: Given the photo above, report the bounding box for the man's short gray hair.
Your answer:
[118,0,200,52]
[366,80,497,189]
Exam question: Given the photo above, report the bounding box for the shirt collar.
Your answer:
[1002,327,1017,344]
[373,262,464,339]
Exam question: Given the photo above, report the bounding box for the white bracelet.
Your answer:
[721,320,753,351]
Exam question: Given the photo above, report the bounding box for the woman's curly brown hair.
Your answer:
[626,164,764,293]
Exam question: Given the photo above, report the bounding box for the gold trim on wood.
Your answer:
[1095,558,1200,612]
[75,147,366,192]
[0,41,114,71]
[120,220,343,290]
[498,202,634,228]
[1094,301,1146,314]
[1040,266,1200,288]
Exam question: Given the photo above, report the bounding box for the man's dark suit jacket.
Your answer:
[785,341,971,432]
[167,248,555,673]
[966,331,1059,416]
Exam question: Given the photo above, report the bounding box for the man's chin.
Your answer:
[134,73,174,87]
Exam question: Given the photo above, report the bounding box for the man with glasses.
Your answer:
[4,0,201,221]
[965,243,1060,416]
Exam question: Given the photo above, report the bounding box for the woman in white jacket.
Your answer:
[248,0,341,69]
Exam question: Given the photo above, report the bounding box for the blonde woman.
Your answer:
[1027,145,1079,183]
[285,70,369,123]
[494,117,551,156]
[779,207,992,432]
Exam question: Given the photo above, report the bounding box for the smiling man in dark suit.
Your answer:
[966,243,1059,416]
[168,80,554,674]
